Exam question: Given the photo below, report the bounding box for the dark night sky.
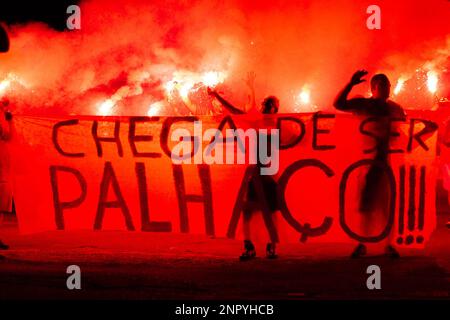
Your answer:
[0,0,80,30]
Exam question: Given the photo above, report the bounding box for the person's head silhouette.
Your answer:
[0,24,9,53]
[371,74,391,101]
[261,96,279,114]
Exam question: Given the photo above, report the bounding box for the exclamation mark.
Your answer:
[397,165,406,244]
[417,166,426,244]
[407,166,416,232]
[404,166,417,245]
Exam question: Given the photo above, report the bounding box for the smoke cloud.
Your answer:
[0,0,449,115]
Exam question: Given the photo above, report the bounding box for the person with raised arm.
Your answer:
[207,72,280,260]
[334,70,406,258]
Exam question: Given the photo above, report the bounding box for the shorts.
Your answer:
[247,174,278,212]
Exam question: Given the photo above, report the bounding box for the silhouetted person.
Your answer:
[0,25,8,52]
[443,115,450,228]
[0,24,10,252]
[207,72,279,260]
[334,70,405,259]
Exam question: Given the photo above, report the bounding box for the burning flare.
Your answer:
[0,73,26,97]
[201,71,226,87]
[0,78,11,95]
[296,86,311,105]
[164,70,226,100]
[147,101,163,116]
[98,99,115,116]
[426,71,438,94]
[394,78,405,95]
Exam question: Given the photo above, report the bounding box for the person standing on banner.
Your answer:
[207,72,280,260]
[334,70,405,258]
[0,23,10,251]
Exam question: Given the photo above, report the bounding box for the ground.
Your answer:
[0,212,449,300]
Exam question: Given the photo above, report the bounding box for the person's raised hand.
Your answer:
[350,70,368,86]
[207,87,216,96]
[244,71,256,89]
[4,111,12,121]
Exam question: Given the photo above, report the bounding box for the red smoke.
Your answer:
[0,0,449,115]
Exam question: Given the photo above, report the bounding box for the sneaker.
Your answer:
[0,240,8,250]
[385,245,400,259]
[350,243,367,258]
[266,242,278,259]
[239,240,256,261]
